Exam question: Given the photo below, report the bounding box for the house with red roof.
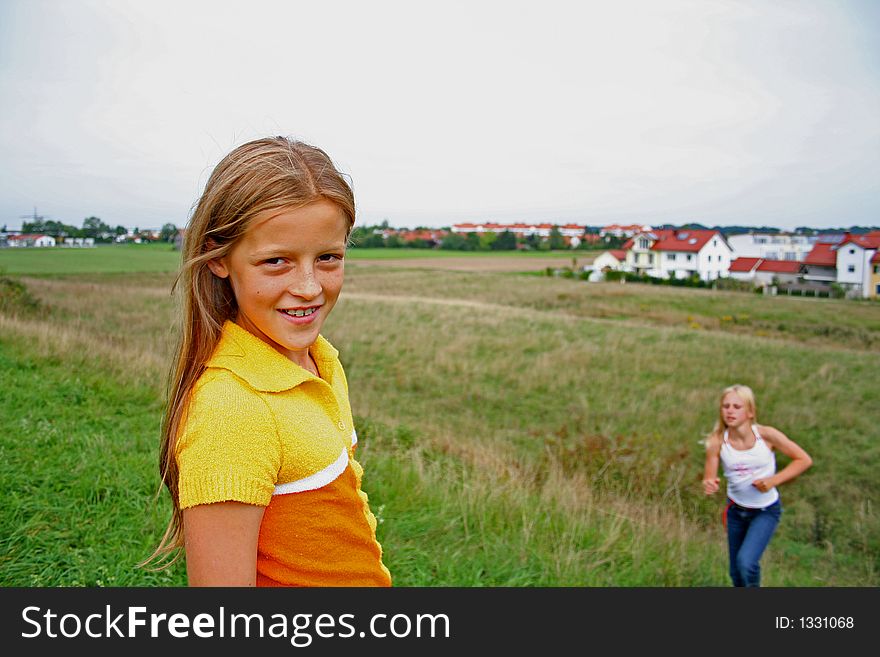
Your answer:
[7,233,56,247]
[802,242,838,285]
[621,228,732,281]
[729,258,802,286]
[802,232,880,298]
[600,224,652,238]
[835,233,880,298]
[588,249,627,275]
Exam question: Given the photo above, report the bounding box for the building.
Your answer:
[586,249,626,278]
[599,224,652,238]
[728,258,802,286]
[802,242,837,287]
[727,233,816,261]
[621,228,732,281]
[62,237,96,247]
[834,233,880,298]
[7,233,56,247]
[801,232,880,298]
[451,222,587,247]
[870,252,880,298]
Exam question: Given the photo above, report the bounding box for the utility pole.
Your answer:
[19,207,48,231]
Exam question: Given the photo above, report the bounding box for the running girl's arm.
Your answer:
[183,502,266,586]
[702,434,721,495]
[754,425,813,490]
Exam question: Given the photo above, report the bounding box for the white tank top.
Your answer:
[720,424,779,509]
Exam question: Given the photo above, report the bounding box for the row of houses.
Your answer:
[450,222,596,247]
[588,228,880,298]
[2,233,99,248]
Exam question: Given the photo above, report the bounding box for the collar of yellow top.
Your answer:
[206,320,340,392]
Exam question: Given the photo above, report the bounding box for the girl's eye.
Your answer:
[263,258,285,266]
[318,253,343,263]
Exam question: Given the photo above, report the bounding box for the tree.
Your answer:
[363,232,386,248]
[549,226,566,250]
[160,223,178,242]
[602,234,625,248]
[491,230,517,250]
[82,216,111,239]
[115,225,127,235]
[24,219,80,237]
[441,233,467,250]
[478,232,497,251]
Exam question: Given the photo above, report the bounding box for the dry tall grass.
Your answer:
[4,267,878,585]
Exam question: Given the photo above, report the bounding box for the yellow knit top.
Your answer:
[175,320,391,586]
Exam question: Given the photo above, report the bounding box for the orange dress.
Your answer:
[176,320,391,586]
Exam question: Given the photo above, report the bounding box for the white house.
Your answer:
[622,228,732,281]
[599,224,652,238]
[583,249,626,281]
[834,233,880,298]
[63,237,96,247]
[7,233,56,247]
[727,233,816,261]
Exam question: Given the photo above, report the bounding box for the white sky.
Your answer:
[1,0,878,231]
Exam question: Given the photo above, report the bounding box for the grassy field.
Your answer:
[0,243,583,275]
[1,245,878,586]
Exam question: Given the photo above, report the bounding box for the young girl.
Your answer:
[149,136,391,586]
[702,384,812,587]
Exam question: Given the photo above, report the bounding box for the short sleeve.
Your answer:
[176,372,281,509]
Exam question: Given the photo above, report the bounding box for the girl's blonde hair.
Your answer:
[706,384,758,447]
[144,136,355,568]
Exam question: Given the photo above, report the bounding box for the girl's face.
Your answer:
[720,392,753,429]
[208,199,349,365]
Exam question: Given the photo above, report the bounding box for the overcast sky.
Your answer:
[1,0,878,232]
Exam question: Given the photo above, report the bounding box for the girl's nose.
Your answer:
[287,268,322,299]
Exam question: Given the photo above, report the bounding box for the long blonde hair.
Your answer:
[706,384,758,448]
[144,136,355,568]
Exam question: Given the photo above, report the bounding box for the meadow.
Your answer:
[1,244,878,586]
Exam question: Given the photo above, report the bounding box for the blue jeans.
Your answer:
[726,499,782,587]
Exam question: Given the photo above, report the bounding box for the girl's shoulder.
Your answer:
[190,369,273,423]
[704,431,723,452]
[754,424,786,445]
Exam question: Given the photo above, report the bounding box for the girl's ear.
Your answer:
[206,258,230,279]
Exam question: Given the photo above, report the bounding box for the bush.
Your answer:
[598,271,711,289]
[714,277,755,293]
[0,276,43,316]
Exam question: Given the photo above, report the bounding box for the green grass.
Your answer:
[346,248,578,259]
[1,249,878,586]
[0,336,184,586]
[0,243,181,275]
[0,244,579,275]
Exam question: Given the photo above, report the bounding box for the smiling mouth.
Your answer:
[280,307,319,317]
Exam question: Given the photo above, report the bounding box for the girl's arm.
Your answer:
[752,425,813,493]
[183,502,266,586]
[702,435,721,495]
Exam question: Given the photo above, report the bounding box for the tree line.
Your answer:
[349,223,622,251]
[11,217,179,243]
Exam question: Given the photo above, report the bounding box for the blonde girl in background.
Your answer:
[147,136,391,586]
[702,384,812,587]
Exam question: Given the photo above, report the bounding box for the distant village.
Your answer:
[3,216,879,299]
[351,221,880,299]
